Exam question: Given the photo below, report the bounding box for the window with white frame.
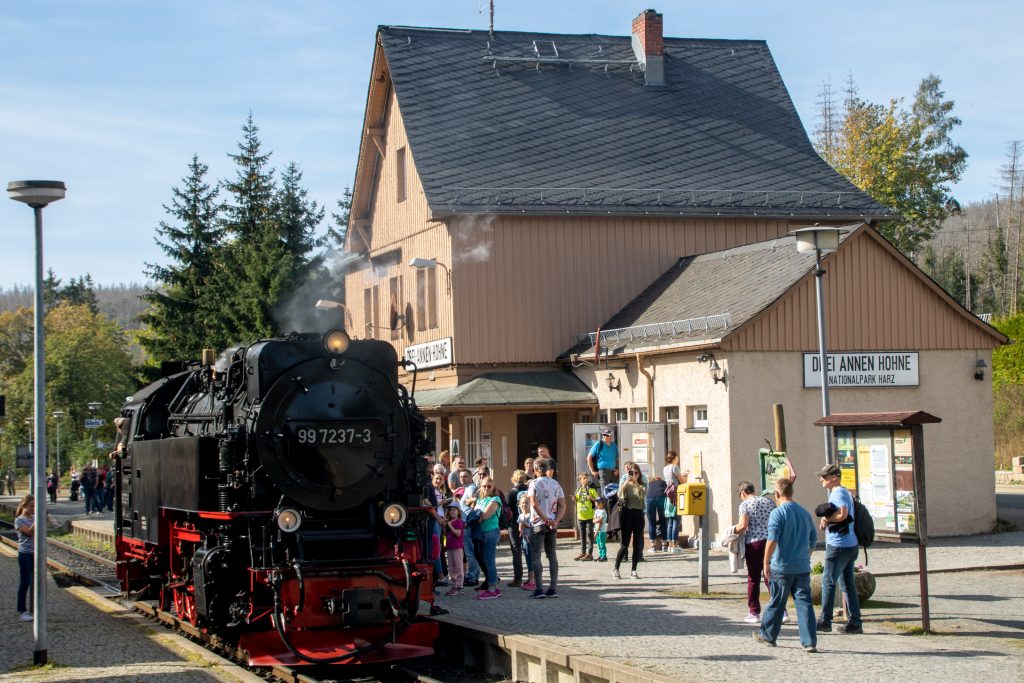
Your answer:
[633,408,648,422]
[661,406,680,423]
[464,416,485,467]
[596,410,608,424]
[688,405,709,431]
[612,408,628,423]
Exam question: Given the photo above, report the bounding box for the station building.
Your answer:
[341,10,1005,539]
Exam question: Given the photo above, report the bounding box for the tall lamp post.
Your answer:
[791,225,847,466]
[8,179,66,665]
[52,411,65,481]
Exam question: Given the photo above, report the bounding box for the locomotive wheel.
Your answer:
[173,586,199,626]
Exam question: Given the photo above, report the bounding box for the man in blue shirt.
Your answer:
[816,463,863,634]
[754,477,818,652]
[588,429,618,497]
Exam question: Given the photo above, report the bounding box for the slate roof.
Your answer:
[379,25,891,220]
[412,371,597,410]
[563,231,846,357]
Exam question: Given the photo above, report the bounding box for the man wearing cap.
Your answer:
[816,463,863,635]
[588,429,618,497]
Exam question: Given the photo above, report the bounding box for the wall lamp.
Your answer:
[974,358,987,381]
[409,257,452,295]
[697,352,726,385]
[606,372,621,392]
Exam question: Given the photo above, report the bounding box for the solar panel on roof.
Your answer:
[533,40,558,58]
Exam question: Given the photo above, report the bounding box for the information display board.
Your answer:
[835,427,918,539]
[758,448,791,494]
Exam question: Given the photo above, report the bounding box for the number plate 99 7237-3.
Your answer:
[289,422,379,446]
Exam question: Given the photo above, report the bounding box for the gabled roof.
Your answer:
[564,232,829,357]
[375,25,890,220]
[563,225,1007,358]
[412,371,596,410]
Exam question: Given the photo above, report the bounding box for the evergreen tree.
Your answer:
[275,161,326,275]
[42,268,62,310]
[140,154,223,361]
[62,275,99,312]
[214,114,283,343]
[328,186,352,247]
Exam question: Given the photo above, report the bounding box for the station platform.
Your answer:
[436,531,1024,682]
[0,542,263,681]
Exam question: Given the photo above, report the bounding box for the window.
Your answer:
[427,266,438,329]
[396,147,407,202]
[612,408,628,424]
[687,405,709,432]
[661,406,680,423]
[633,408,648,422]
[415,269,427,332]
[464,416,484,467]
[596,410,608,424]
[371,285,380,339]
[363,288,372,339]
[389,275,402,340]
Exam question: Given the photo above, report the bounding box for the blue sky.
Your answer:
[1,1,1021,287]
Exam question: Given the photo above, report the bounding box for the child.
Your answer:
[443,503,465,596]
[593,498,609,561]
[518,493,536,590]
[574,473,599,561]
[664,489,681,553]
[14,495,35,621]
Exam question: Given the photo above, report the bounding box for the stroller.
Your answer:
[604,483,621,541]
[69,477,80,502]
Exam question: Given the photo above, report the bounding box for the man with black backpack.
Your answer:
[815,464,863,635]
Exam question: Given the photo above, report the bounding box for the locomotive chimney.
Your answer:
[201,348,215,366]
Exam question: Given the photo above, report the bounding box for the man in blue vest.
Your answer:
[588,429,618,497]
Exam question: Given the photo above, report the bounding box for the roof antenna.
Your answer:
[489,0,495,38]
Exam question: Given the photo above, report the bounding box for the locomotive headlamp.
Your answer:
[323,329,351,355]
[276,508,303,533]
[383,503,408,527]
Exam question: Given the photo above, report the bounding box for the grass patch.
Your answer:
[8,662,66,672]
[51,530,114,560]
[880,620,950,635]
[993,518,1018,534]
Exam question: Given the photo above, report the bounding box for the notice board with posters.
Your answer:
[834,426,919,539]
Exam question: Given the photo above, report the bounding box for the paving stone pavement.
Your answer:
[437,535,1024,682]
[0,545,262,682]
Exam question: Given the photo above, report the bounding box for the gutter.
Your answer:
[636,352,654,419]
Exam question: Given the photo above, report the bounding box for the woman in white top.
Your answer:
[662,451,689,553]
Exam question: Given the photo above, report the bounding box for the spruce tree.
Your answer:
[140,154,223,361]
[214,114,282,343]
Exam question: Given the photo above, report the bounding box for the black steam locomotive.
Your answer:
[115,330,439,666]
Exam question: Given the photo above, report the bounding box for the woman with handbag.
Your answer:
[613,467,646,579]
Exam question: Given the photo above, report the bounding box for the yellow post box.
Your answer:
[679,482,707,516]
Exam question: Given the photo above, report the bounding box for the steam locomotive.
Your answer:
[115,330,439,666]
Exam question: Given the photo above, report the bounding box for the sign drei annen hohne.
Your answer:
[803,352,919,388]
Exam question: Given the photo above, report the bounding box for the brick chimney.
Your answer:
[631,9,665,86]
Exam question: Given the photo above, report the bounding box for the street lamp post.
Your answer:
[791,226,848,466]
[8,179,66,665]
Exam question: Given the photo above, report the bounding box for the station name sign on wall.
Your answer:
[404,337,453,370]
[803,352,919,388]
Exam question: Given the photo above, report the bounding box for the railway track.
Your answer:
[0,523,496,683]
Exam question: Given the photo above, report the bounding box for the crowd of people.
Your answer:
[428,434,869,650]
[426,433,705,601]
